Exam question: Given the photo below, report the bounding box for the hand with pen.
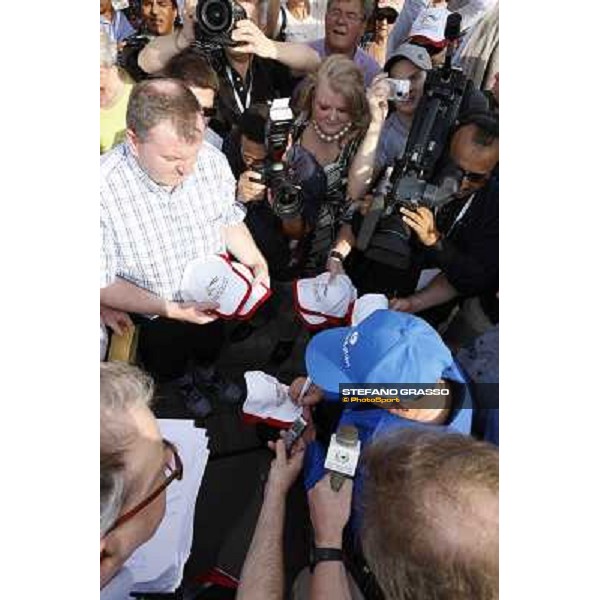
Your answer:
[289,376,324,408]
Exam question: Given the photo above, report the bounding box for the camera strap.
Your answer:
[226,65,253,114]
[442,194,474,238]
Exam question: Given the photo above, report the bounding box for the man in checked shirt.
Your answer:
[100,78,269,385]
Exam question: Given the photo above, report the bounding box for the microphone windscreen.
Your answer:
[445,13,462,40]
[337,425,359,446]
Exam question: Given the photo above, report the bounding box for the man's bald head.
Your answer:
[126,78,202,144]
[360,429,499,599]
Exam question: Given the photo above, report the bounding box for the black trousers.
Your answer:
[135,317,225,383]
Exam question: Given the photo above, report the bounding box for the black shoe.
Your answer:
[175,372,213,418]
[229,321,258,343]
[192,363,245,405]
[268,340,296,367]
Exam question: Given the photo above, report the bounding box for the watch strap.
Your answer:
[310,546,344,571]
[329,250,345,262]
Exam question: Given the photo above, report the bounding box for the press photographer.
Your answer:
[117,0,185,81]
[137,0,321,135]
[327,13,499,324]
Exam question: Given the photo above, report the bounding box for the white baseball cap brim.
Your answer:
[230,262,273,319]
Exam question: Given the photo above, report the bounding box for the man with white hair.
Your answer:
[309,0,381,85]
[100,362,183,593]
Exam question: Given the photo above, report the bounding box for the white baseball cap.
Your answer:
[242,371,302,427]
[180,255,251,319]
[351,293,389,326]
[409,7,451,48]
[230,262,273,320]
[294,272,357,328]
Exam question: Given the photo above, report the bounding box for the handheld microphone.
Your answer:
[443,13,462,75]
[325,425,361,491]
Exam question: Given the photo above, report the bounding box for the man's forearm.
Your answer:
[408,272,459,312]
[223,222,267,268]
[237,486,286,600]
[138,29,190,74]
[100,278,169,316]
[331,224,355,257]
[269,41,321,73]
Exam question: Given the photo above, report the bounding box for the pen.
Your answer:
[297,376,312,405]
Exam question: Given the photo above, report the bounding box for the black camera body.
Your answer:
[261,99,303,220]
[194,0,247,49]
[356,12,469,269]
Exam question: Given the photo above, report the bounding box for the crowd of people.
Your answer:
[100,0,500,597]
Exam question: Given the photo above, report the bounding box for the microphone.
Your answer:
[444,12,462,41]
[443,12,462,76]
[325,425,361,491]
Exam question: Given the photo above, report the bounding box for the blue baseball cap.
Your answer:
[305,310,462,395]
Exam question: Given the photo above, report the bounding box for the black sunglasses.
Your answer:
[459,169,489,183]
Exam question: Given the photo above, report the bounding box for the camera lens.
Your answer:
[200,0,233,33]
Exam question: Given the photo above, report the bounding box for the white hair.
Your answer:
[100,363,154,536]
[100,28,118,67]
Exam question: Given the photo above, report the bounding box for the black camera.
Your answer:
[356,12,469,269]
[194,0,247,48]
[262,99,303,220]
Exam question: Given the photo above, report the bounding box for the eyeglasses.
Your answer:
[105,439,183,535]
[458,168,489,184]
[326,8,365,23]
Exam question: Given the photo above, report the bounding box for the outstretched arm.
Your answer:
[137,0,196,74]
[346,74,390,201]
[237,439,306,600]
[231,19,320,73]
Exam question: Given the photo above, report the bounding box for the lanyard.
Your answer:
[226,65,253,114]
[442,194,474,239]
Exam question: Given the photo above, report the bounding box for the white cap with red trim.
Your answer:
[243,371,302,425]
[180,255,251,318]
[295,273,357,327]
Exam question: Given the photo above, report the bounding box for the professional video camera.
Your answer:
[356,13,470,269]
[193,0,247,50]
[260,99,303,220]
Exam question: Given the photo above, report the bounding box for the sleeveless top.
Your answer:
[290,116,363,275]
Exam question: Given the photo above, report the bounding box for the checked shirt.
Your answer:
[100,142,245,301]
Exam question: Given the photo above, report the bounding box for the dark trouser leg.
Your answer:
[137,317,224,383]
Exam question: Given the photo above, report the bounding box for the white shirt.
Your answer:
[100,142,245,301]
[277,4,324,43]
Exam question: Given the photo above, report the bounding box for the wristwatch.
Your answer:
[309,546,344,571]
[328,250,345,262]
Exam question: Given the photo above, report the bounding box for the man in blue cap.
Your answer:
[288,308,472,490]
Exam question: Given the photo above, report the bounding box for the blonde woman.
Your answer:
[286,54,388,274]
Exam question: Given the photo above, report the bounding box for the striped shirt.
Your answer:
[100,141,245,301]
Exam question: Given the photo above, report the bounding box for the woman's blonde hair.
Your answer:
[297,55,371,133]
